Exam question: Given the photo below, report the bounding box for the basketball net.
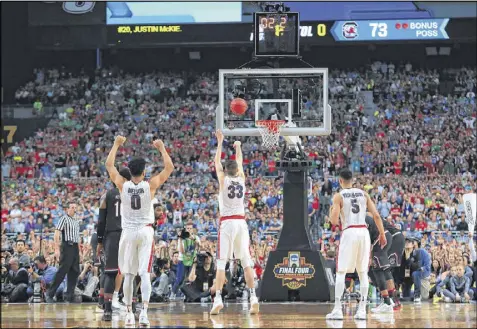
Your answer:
[256,120,286,149]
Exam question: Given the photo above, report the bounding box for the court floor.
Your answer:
[1,300,476,328]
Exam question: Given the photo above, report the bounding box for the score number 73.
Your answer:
[1,126,17,143]
[369,22,388,38]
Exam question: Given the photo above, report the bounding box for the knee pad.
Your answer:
[384,267,393,281]
[104,272,116,294]
[217,259,227,271]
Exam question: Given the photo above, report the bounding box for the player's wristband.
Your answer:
[97,235,104,244]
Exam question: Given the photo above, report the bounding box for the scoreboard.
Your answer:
[107,18,475,47]
[29,17,476,49]
[331,19,450,42]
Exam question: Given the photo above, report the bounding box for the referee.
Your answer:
[45,202,81,303]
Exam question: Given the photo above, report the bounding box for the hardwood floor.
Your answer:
[1,301,476,328]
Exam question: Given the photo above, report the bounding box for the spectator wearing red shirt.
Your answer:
[415,216,428,232]
[394,160,402,175]
[390,203,401,219]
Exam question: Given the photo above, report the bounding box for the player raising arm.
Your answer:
[105,136,174,327]
[211,130,258,315]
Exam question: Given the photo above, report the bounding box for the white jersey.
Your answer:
[121,180,154,230]
[219,176,245,217]
[339,188,367,229]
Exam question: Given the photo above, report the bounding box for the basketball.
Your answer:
[230,98,248,115]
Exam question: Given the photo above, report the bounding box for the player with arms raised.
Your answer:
[106,136,174,327]
[326,168,387,320]
[210,129,259,315]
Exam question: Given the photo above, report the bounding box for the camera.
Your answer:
[179,228,190,239]
[153,258,168,276]
[23,262,36,271]
[196,254,207,268]
[196,251,212,268]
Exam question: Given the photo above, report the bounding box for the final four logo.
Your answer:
[273,252,316,290]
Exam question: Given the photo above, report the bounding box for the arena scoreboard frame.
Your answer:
[106,18,474,47]
[28,17,475,49]
[253,12,300,57]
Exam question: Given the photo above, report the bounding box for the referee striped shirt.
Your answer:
[56,214,80,244]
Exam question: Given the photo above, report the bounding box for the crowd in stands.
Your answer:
[1,62,476,304]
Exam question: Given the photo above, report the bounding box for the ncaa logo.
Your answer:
[342,22,358,39]
[289,253,300,267]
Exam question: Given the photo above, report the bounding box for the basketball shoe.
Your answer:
[326,305,344,320]
[354,302,367,320]
[249,296,260,314]
[210,295,224,315]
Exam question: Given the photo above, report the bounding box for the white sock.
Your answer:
[123,273,135,311]
[249,288,256,297]
[334,272,346,309]
[216,290,222,299]
[112,291,119,302]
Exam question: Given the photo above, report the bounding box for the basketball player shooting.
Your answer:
[211,129,259,315]
[326,168,387,321]
[106,136,174,327]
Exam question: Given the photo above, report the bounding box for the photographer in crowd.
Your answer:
[27,255,57,299]
[1,257,29,302]
[76,260,100,301]
[227,260,247,301]
[182,250,216,303]
[172,222,200,298]
[150,257,171,302]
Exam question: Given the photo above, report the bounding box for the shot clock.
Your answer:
[254,12,300,57]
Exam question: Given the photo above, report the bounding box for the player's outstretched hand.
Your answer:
[114,135,126,146]
[215,129,224,143]
[379,232,387,249]
[233,141,241,149]
[153,139,166,152]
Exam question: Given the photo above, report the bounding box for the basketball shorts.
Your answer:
[217,219,253,268]
[118,225,154,275]
[388,232,405,267]
[337,226,371,273]
[104,230,121,274]
[371,231,392,271]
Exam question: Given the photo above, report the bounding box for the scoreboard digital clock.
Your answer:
[254,12,300,57]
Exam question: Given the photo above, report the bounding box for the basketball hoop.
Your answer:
[256,120,286,149]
